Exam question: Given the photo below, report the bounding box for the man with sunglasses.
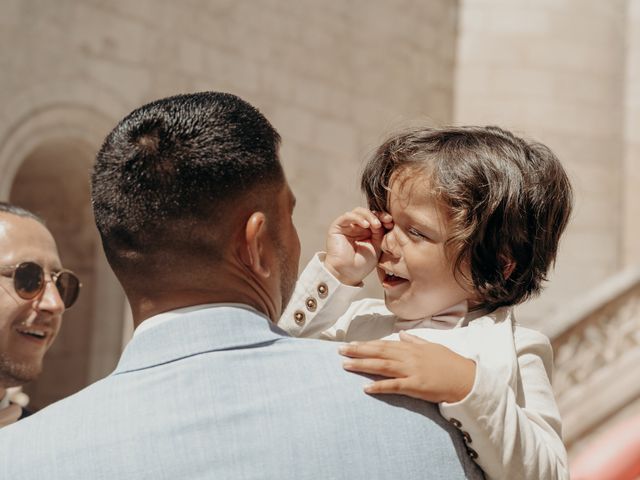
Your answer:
[0,202,80,428]
[0,93,481,479]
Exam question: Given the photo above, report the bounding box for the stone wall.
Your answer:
[454,0,629,325]
[0,0,459,406]
[625,0,640,266]
[9,138,101,408]
[1,0,459,258]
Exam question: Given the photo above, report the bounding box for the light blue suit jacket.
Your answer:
[0,307,483,479]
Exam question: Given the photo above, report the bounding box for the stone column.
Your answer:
[624,0,640,266]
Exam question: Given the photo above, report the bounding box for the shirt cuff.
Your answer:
[279,252,362,337]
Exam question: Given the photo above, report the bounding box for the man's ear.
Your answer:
[239,212,271,278]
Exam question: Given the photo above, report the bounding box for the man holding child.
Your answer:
[0,92,484,479]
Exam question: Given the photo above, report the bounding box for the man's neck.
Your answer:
[130,291,273,329]
[123,259,280,329]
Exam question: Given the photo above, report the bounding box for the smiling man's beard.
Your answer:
[0,353,42,388]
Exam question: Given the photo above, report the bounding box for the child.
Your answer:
[279,126,572,480]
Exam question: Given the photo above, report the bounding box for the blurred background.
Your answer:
[1,0,638,472]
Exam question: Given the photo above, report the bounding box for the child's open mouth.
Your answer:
[381,269,409,288]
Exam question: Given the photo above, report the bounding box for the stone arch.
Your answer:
[0,105,126,410]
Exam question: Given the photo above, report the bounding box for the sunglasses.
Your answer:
[0,262,81,309]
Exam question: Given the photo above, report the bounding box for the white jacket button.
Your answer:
[294,310,306,326]
[448,417,462,429]
[317,283,329,298]
[305,297,317,312]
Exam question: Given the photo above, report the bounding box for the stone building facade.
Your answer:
[456,0,635,320]
[1,0,637,462]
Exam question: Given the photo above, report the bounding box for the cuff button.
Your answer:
[448,417,462,429]
[317,283,329,298]
[294,310,306,326]
[305,297,317,312]
[466,447,478,459]
[462,431,472,444]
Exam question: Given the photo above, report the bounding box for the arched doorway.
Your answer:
[10,138,96,407]
[8,136,121,409]
[0,114,128,412]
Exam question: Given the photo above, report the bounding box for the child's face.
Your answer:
[377,171,472,320]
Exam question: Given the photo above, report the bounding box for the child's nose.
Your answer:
[381,226,400,258]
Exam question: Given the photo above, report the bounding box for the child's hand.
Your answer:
[324,208,393,286]
[339,331,477,404]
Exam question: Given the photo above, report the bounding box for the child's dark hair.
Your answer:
[362,125,573,311]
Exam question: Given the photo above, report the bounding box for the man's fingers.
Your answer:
[342,358,404,377]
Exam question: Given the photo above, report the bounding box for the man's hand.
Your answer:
[339,331,477,404]
[0,404,21,429]
[324,208,393,286]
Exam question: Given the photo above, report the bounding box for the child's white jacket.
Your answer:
[279,254,569,480]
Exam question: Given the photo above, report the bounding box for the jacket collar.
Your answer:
[113,306,288,375]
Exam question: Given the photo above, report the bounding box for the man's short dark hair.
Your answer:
[0,202,45,225]
[92,92,283,275]
[362,125,573,311]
